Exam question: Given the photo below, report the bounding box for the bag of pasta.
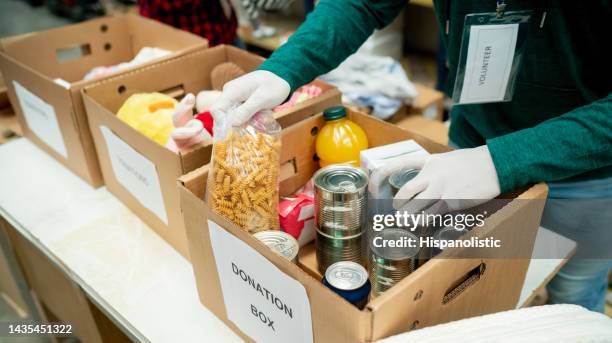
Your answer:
[207,109,282,233]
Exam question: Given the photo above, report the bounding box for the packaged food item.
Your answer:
[388,168,420,196]
[322,261,371,309]
[315,106,368,167]
[116,92,177,146]
[278,178,316,247]
[431,226,467,257]
[254,230,299,263]
[274,84,323,112]
[314,165,368,274]
[369,229,420,297]
[361,140,428,215]
[207,109,282,233]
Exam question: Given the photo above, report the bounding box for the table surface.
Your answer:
[0,138,575,342]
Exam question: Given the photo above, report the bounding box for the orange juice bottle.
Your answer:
[316,106,369,167]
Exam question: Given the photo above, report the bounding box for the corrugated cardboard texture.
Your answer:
[83,45,340,260]
[7,227,103,343]
[0,15,207,187]
[179,110,548,342]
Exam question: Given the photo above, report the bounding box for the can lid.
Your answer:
[325,261,368,290]
[314,165,368,193]
[434,226,465,242]
[254,230,299,261]
[323,106,347,121]
[371,228,420,260]
[388,169,420,190]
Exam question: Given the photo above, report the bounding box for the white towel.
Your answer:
[377,304,612,343]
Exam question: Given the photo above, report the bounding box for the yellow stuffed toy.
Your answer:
[116,93,177,146]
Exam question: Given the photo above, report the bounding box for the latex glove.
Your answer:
[211,70,290,126]
[372,146,501,214]
[196,90,222,113]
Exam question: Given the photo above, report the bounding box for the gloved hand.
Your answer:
[370,146,501,214]
[211,70,290,126]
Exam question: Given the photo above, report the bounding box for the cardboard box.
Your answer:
[178,110,548,342]
[5,221,131,343]
[82,45,340,260]
[7,225,105,343]
[0,15,207,187]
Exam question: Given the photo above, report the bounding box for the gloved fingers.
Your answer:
[196,90,222,113]
[173,93,196,127]
[368,154,428,198]
[232,87,270,126]
[397,187,439,214]
[443,199,483,212]
[171,119,204,140]
[392,176,428,210]
[210,93,236,122]
[422,199,449,218]
[211,76,255,122]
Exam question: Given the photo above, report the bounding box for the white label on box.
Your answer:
[13,81,67,158]
[100,126,168,224]
[208,220,313,343]
[459,24,518,104]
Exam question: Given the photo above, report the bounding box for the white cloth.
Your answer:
[376,304,612,343]
[320,53,418,119]
[83,47,171,81]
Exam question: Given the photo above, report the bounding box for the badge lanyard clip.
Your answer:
[496,0,507,18]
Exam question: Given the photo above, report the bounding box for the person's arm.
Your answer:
[487,94,612,193]
[213,0,405,124]
[258,0,406,92]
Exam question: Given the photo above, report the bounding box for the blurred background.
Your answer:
[0,2,609,342]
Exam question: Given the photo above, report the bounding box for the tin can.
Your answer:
[314,165,368,273]
[432,226,466,257]
[254,230,299,263]
[370,229,420,297]
[322,261,371,309]
[388,168,420,196]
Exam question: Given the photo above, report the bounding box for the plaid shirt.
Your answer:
[138,0,237,46]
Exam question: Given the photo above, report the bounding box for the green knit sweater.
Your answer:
[258,0,612,193]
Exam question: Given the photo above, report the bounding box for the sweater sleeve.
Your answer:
[487,94,612,193]
[257,0,405,92]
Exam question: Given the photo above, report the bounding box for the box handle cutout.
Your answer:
[56,44,91,62]
[442,262,486,304]
[160,84,186,99]
[280,158,297,182]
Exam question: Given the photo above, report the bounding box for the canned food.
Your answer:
[316,229,364,274]
[432,226,465,257]
[254,230,299,263]
[314,165,368,273]
[322,261,371,309]
[388,168,420,196]
[370,229,420,297]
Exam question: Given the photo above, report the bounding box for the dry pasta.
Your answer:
[207,111,281,233]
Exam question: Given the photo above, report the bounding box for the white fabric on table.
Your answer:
[320,52,418,119]
[377,304,612,343]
